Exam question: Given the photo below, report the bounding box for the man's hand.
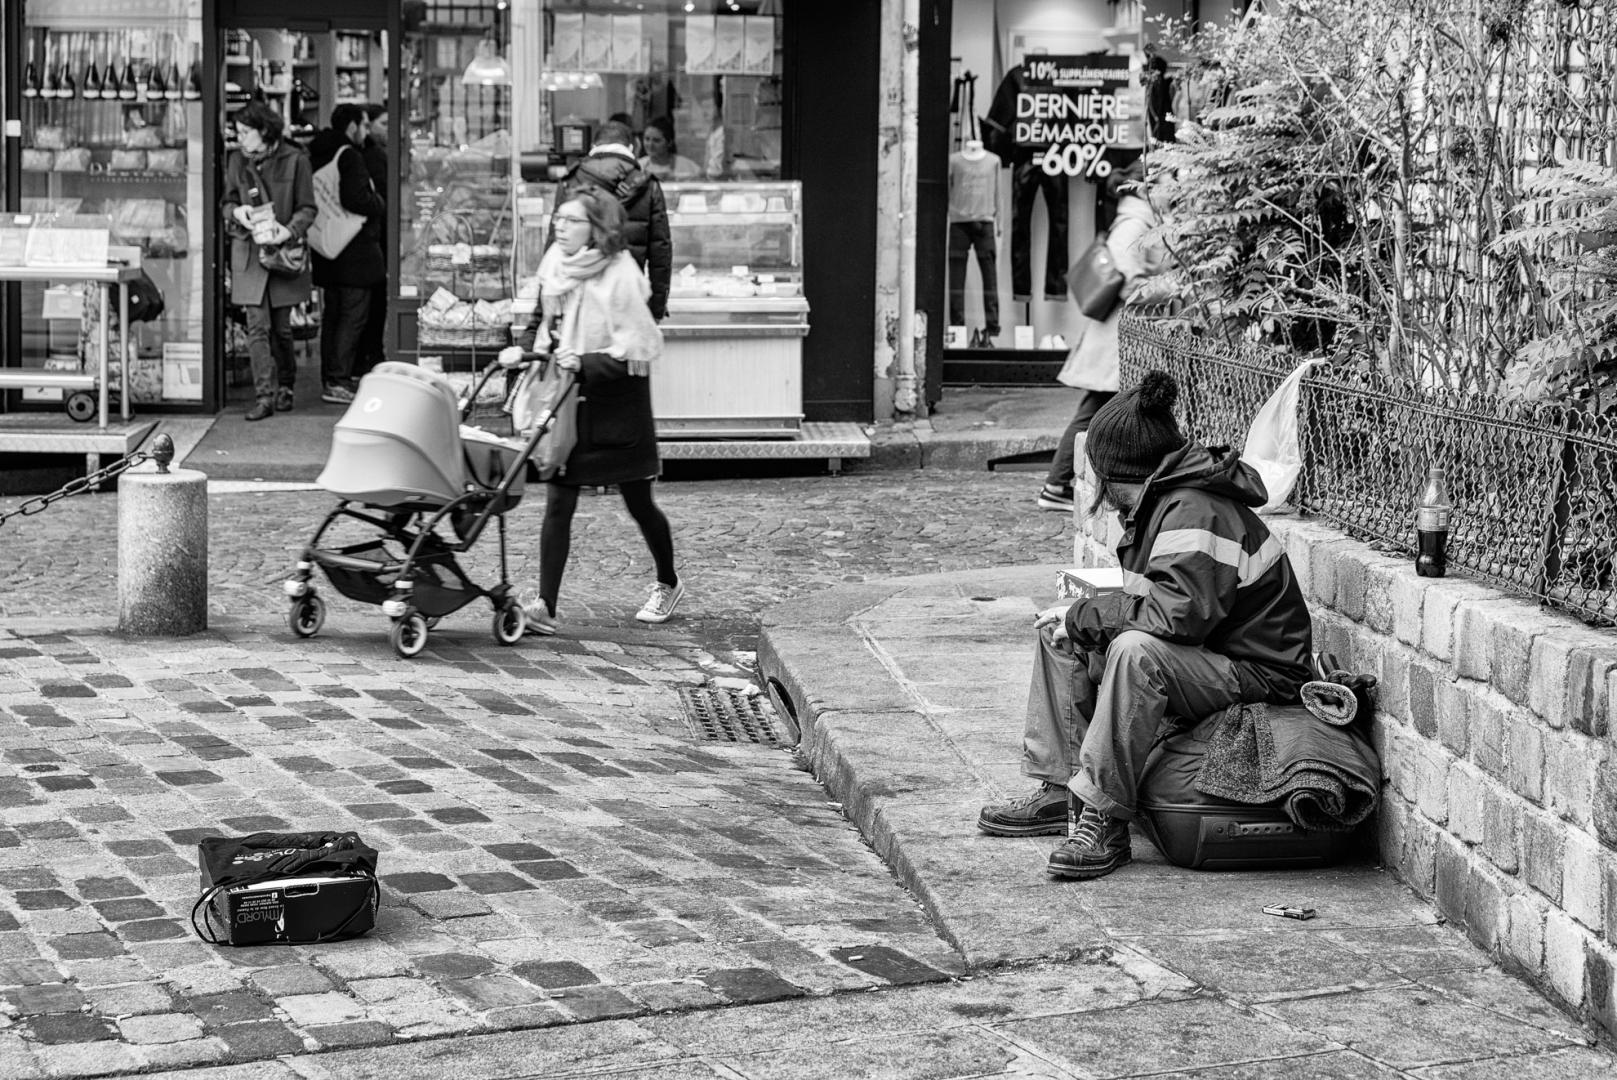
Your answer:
[1033,603,1072,644]
[496,346,526,368]
[554,347,582,372]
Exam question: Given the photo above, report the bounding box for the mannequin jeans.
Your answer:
[948,221,1000,334]
[1011,160,1069,301]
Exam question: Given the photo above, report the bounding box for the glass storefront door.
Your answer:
[215,17,389,409]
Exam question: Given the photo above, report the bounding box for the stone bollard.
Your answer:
[119,461,208,636]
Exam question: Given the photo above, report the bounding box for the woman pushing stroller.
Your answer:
[499,188,684,635]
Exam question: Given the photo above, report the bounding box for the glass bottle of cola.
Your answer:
[1415,466,1451,578]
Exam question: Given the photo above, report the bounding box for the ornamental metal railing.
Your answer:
[1119,316,1617,628]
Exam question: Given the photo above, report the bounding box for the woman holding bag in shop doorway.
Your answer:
[221,101,316,422]
[498,189,684,635]
[1037,159,1169,512]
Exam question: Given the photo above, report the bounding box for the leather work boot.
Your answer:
[1047,803,1132,880]
[977,782,1068,836]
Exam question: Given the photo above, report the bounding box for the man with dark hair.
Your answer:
[979,371,1315,881]
[308,103,385,404]
[552,118,671,320]
[355,102,390,376]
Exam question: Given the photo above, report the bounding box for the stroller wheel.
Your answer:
[390,611,429,659]
[492,600,525,645]
[288,595,326,638]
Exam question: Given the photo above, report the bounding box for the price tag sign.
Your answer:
[1014,55,1145,180]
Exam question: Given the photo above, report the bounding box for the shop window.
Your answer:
[12,0,206,406]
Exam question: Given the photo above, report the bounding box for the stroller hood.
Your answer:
[317,363,468,507]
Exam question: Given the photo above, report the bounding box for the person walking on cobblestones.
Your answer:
[981,372,1313,880]
[501,189,683,634]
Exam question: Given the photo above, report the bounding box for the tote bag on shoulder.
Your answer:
[308,145,368,259]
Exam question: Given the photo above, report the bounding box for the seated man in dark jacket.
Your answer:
[978,370,1314,880]
[553,120,671,320]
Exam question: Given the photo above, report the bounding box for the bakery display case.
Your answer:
[657,180,807,436]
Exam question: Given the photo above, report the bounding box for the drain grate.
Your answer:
[677,685,784,745]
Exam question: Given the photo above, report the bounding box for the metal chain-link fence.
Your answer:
[1120,316,1617,628]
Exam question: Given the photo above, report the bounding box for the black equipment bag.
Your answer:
[191,831,380,946]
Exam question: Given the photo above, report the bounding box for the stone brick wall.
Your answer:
[1072,507,1617,1037]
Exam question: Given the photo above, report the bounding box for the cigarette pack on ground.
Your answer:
[1056,566,1124,600]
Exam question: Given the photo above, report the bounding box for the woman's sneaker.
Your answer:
[635,579,685,623]
[521,600,558,636]
[1037,483,1074,512]
[321,382,356,405]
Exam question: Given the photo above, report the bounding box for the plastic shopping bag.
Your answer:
[1243,358,1317,513]
[508,361,577,480]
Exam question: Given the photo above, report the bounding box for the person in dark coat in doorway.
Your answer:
[307,103,386,404]
[221,101,316,421]
[355,102,390,376]
[498,189,683,636]
[552,119,671,320]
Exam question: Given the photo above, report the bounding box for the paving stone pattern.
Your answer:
[0,473,1055,1073]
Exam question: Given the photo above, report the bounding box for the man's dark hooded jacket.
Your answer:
[1066,442,1314,704]
[307,127,386,288]
[555,146,672,319]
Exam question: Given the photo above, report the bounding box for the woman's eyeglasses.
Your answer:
[554,214,590,226]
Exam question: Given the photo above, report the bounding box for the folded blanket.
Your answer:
[1195,702,1381,832]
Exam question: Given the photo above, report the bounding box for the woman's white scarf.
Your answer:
[535,244,661,377]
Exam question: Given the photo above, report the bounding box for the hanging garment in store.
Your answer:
[947,146,1001,336]
[949,70,979,152]
[1011,159,1069,302]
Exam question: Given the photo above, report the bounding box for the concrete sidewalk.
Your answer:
[759,565,1617,1074]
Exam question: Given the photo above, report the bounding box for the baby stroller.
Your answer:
[282,358,571,659]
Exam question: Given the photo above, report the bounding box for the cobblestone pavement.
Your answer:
[0,472,1067,1076]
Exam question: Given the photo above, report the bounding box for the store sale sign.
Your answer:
[1014,55,1145,179]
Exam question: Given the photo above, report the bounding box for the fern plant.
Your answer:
[1496,160,1617,404]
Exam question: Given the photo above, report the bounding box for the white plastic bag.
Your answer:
[1243,358,1317,513]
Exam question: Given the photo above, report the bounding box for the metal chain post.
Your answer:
[0,434,174,530]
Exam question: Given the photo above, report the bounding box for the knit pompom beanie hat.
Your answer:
[1085,370,1187,483]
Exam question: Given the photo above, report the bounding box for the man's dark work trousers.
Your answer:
[320,286,371,386]
[948,221,1000,334]
[1011,160,1069,301]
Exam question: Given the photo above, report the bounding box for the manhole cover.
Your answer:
[677,685,784,745]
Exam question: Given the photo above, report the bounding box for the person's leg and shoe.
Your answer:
[620,478,683,622]
[978,626,1103,836]
[269,305,297,412]
[320,286,369,404]
[243,298,277,421]
[524,482,580,635]
[1049,630,1244,880]
[1038,389,1114,511]
[357,279,388,376]
[970,220,1000,346]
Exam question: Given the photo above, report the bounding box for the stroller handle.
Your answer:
[459,352,549,424]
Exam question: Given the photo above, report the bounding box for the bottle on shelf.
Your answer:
[58,41,77,100]
[82,46,103,100]
[23,38,41,99]
[146,57,167,102]
[183,58,204,101]
[164,57,184,101]
[102,53,122,100]
[119,57,139,100]
[1415,465,1452,578]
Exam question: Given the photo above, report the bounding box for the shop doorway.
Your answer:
[211,3,394,416]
